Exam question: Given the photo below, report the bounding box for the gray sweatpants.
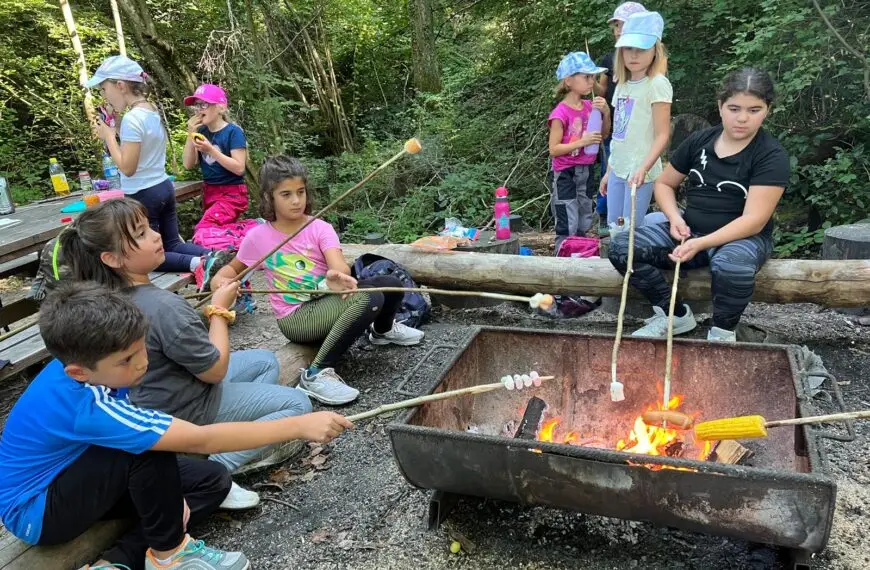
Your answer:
[550,164,594,252]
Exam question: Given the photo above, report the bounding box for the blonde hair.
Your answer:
[614,40,668,84]
[554,79,570,99]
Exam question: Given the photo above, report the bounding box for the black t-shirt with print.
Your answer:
[669,125,790,237]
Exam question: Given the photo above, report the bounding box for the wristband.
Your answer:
[204,305,236,324]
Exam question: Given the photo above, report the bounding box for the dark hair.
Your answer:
[718,67,775,106]
[39,281,148,367]
[59,198,149,290]
[258,155,313,221]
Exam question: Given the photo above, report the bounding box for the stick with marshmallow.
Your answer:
[500,371,552,390]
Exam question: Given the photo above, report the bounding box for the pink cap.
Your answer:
[608,2,647,23]
[184,84,228,107]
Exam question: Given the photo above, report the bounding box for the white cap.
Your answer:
[608,2,647,23]
[86,55,146,88]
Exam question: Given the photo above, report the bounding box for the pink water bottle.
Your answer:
[494,186,511,240]
[585,109,602,156]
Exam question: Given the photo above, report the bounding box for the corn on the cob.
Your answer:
[694,415,768,441]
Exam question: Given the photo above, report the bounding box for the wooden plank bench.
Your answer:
[0,272,194,383]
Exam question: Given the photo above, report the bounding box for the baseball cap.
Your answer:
[608,2,647,23]
[184,84,229,107]
[557,52,608,80]
[615,11,664,50]
[85,55,146,88]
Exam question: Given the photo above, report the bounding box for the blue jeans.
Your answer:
[209,349,313,472]
[606,172,654,227]
[131,178,209,273]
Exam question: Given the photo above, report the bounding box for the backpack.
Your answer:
[350,253,431,328]
[556,236,600,258]
[30,237,70,301]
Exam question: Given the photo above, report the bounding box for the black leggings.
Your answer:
[39,445,230,570]
[277,275,403,369]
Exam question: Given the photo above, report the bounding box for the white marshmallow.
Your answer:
[529,293,543,309]
[512,374,522,391]
[502,375,515,390]
[530,370,542,387]
[521,374,532,388]
[610,381,625,402]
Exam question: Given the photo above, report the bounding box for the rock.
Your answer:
[275,342,318,386]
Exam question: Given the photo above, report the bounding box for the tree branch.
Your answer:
[811,0,870,100]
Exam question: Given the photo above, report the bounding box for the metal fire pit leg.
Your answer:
[784,548,813,570]
[427,490,461,530]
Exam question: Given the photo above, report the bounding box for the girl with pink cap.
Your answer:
[182,84,257,252]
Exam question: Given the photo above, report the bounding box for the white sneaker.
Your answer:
[631,305,698,338]
[707,326,737,342]
[369,321,425,346]
[298,368,359,405]
[219,482,260,510]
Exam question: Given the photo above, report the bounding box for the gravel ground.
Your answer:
[1,270,868,569]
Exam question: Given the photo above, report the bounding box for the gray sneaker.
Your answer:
[145,535,249,569]
[298,368,359,405]
[631,305,697,338]
[707,326,737,342]
[233,439,305,476]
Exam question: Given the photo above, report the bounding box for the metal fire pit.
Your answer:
[387,327,840,564]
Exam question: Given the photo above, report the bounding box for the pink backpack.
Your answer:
[556,236,600,258]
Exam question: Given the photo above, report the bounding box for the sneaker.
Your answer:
[707,326,737,342]
[368,321,425,346]
[145,535,249,570]
[232,439,304,476]
[298,368,359,405]
[219,482,260,510]
[194,250,235,292]
[234,292,257,314]
[631,305,698,338]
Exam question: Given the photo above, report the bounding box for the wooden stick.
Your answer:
[0,321,34,344]
[194,139,421,308]
[610,183,637,395]
[185,286,536,304]
[58,0,98,129]
[345,376,555,423]
[662,237,686,426]
[109,0,127,56]
[765,409,870,428]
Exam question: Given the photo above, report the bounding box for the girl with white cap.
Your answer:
[88,56,229,287]
[599,11,672,231]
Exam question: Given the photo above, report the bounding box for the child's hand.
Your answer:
[325,270,357,299]
[592,97,609,113]
[627,168,648,188]
[578,131,603,149]
[94,117,115,142]
[187,114,203,134]
[669,238,704,263]
[193,136,218,157]
[668,216,691,241]
[295,411,354,443]
[211,281,240,310]
[209,275,233,292]
[599,172,609,196]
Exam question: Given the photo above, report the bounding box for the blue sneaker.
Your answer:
[145,535,249,569]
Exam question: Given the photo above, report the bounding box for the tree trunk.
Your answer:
[109,0,127,56]
[117,0,198,106]
[409,0,441,92]
[341,244,870,307]
[58,0,97,126]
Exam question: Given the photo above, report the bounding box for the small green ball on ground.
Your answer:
[450,540,461,554]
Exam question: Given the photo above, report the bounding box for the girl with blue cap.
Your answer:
[600,11,672,231]
[548,52,611,251]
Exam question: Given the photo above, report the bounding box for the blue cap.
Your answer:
[615,11,664,50]
[556,52,608,80]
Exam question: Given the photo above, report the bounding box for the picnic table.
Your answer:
[0,180,202,264]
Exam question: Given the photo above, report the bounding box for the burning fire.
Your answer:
[535,393,713,462]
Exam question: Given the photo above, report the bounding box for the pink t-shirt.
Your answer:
[236,219,341,319]
[548,101,595,171]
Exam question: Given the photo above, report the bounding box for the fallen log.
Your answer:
[342,244,870,307]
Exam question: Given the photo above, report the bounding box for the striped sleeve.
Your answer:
[74,385,173,454]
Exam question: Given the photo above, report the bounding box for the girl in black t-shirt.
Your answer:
[608,68,790,341]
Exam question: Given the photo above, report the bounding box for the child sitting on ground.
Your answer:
[59,198,314,508]
[0,281,351,570]
[211,156,424,406]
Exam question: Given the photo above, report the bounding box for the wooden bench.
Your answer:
[0,272,193,382]
[1,521,128,570]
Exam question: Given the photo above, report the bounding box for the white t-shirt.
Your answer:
[119,107,169,193]
[609,74,673,182]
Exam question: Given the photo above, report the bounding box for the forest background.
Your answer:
[1,0,868,257]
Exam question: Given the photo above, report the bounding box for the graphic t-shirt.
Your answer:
[609,74,673,181]
[548,101,596,171]
[669,125,790,237]
[197,123,247,185]
[237,219,341,319]
[0,360,171,543]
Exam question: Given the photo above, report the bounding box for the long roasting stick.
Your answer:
[662,237,687,427]
[194,138,422,308]
[346,376,555,423]
[610,182,638,402]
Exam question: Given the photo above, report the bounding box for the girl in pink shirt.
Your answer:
[212,156,424,406]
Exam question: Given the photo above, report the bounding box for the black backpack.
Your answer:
[350,253,430,328]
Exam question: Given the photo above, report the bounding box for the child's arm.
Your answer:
[152,411,355,454]
[193,140,246,177]
[548,120,602,157]
[97,119,142,177]
[592,97,612,139]
[323,248,357,292]
[210,258,249,292]
[627,101,672,187]
[182,115,202,170]
[195,282,240,383]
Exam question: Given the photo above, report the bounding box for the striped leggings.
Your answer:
[277,275,403,369]
[608,222,772,330]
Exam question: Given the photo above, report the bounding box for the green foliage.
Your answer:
[0,0,867,260]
